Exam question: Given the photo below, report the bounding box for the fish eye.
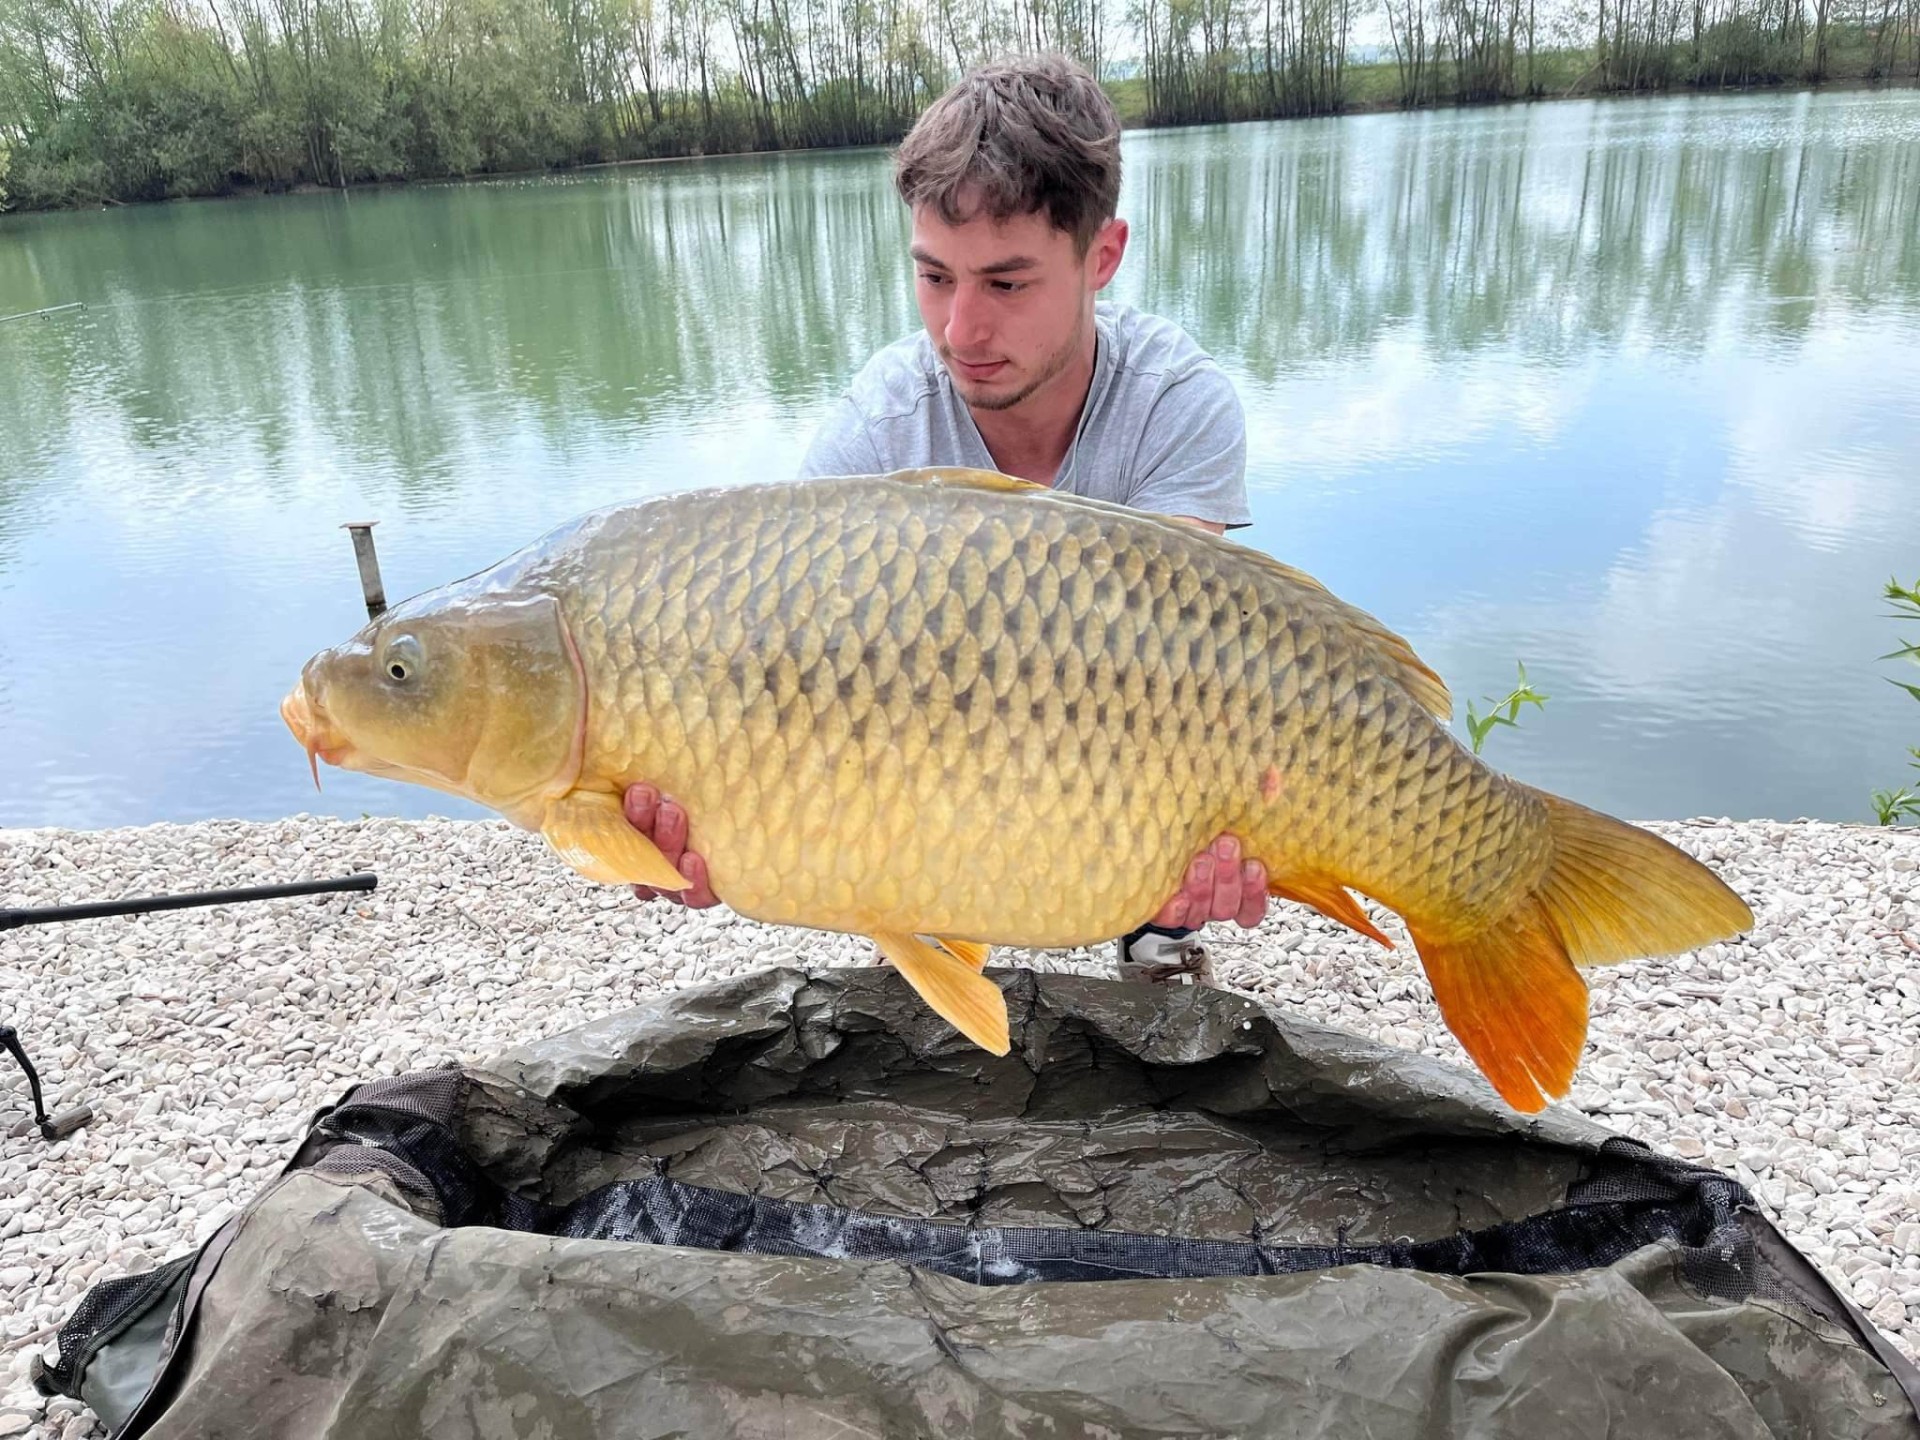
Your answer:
[381,634,424,684]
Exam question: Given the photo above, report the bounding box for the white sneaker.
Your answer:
[1114,925,1216,987]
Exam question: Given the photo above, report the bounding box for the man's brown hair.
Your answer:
[893,53,1121,254]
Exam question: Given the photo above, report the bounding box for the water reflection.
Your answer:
[0,89,1916,827]
[1118,93,1920,376]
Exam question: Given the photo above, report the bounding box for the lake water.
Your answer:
[1,89,1917,831]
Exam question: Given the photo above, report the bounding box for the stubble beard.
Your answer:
[944,321,1085,414]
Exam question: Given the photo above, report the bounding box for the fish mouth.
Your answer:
[280,686,351,790]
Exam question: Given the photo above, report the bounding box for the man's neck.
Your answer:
[967,325,1098,486]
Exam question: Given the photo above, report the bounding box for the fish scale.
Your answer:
[285,467,1753,1109]
[567,476,1433,942]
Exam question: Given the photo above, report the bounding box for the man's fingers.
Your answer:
[1187,852,1214,899]
[623,783,659,836]
[655,799,688,867]
[622,788,715,911]
[1209,845,1243,924]
[1151,841,1264,932]
[1153,851,1210,928]
[1235,860,1268,929]
[680,852,719,909]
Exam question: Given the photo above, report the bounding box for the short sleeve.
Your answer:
[797,395,885,478]
[1123,365,1252,528]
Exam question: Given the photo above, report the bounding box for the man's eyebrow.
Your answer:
[908,247,1039,276]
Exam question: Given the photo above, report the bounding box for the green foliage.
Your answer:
[1465,661,1550,756]
[1874,576,1920,825]
[0,0,1914,210]
[1872,781,1920,827]
[1882,575,1920,696]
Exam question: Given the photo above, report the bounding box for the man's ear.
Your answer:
[1087,217,1128,291]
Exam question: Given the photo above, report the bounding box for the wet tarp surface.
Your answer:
[43,966,1920,1439]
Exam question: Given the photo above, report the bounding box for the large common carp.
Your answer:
[282,468,1753,1111]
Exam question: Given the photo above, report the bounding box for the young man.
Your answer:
[624,52,1270,982]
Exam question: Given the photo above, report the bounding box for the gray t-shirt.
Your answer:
[797,301,1251,528]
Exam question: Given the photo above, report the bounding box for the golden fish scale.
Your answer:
[559,477,1549,946]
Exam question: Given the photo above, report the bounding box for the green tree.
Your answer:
[0,0,1911,209]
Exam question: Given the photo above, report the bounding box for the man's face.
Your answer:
[909,200,1127,413]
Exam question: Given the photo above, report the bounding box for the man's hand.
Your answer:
[621,784,720,909]
[1150,834,1268,930]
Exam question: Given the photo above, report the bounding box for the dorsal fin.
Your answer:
[1238,552,1453,720]
[886,466,1050,494]
[874,467,1452,720]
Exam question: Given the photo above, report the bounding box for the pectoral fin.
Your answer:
[542,791,690,889]
[874,930,1011,1054]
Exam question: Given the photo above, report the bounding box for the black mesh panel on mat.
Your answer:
[34,1252,196,1398]
[538,1146,1765,1288]
[303,1096,1782,1295]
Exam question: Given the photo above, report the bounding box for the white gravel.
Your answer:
[2,814,1917,1435]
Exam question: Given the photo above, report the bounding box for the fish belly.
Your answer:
[561,472,1552,948]
[564,475,1358,946]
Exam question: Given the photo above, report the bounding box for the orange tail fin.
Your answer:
[1410,792,1754,1112]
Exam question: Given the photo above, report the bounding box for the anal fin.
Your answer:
[874,930,1010,1054]
[1269,876,1396,949]
[933,937,991,971]
[542,791,691,890]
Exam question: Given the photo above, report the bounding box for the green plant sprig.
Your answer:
[1465,662,1550,756]
[1871,576,1920,825]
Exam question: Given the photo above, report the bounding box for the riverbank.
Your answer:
[2,814,1917,1434]
[4,60,1914,216]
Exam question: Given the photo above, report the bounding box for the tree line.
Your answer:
[0,0,1913,209]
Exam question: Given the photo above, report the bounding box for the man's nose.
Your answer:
[946,283,993,352]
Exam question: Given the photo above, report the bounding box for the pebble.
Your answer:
[1872,1296,1912,1330]
[0,811,1916,1440]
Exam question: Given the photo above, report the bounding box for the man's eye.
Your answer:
[991,280,1026,293]
[919,271,947,286]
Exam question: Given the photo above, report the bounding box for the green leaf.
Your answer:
[1464,661,1551,754]
[1884,576,1920,618]
[1871,787,1917,826]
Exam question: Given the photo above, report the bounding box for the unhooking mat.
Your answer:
[33,966,1920,1438]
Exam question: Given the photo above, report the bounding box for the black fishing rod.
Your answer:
[0,873,376,932]
[2,872,377,1142]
